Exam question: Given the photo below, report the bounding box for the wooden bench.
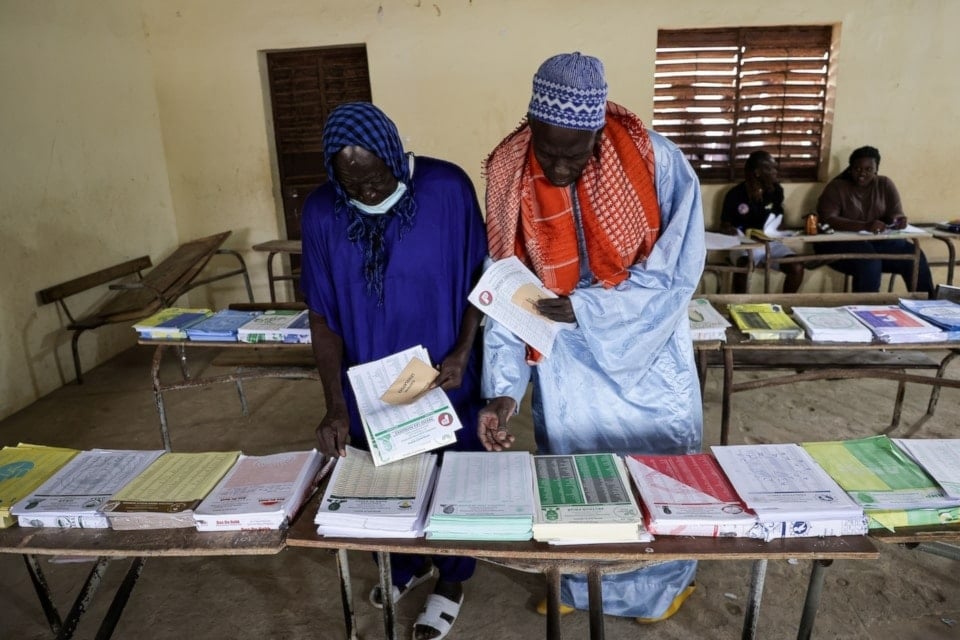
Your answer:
[36,231,254,383]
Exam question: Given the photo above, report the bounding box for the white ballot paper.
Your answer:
[468,256,574,358]
[347,345,462,466]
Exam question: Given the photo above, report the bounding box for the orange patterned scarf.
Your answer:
[484,102,661,295]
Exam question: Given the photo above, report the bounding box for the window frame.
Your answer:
[654,25,837,183]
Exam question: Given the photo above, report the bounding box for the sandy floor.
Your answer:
[1,346,958,639]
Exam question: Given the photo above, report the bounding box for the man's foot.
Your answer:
[369,562,434,609]
[535,598,575,616]
[412,581,463,640]
[635,582,696,624]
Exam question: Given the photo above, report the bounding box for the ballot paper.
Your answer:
[347,346,462,466]
[892,438,960,500]
[468,256,574,358]
[314,446,437,538]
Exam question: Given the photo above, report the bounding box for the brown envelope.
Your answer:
[380,357,439,405]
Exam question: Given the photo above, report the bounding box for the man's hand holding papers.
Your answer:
[468,256,575,358]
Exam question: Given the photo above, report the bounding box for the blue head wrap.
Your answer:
[322,102,415,303]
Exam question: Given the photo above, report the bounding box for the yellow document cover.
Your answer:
[102,451,240,513]
[0,443,79,527]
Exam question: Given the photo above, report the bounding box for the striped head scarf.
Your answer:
[322,102,416,303]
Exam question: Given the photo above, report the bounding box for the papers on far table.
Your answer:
[892,438,960,500]
[347,345,462,466]
[468,256,574,358]
[425,451,534,541]
[315,446,438,538]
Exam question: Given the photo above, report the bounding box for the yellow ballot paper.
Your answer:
[380,357,439,405]
[100,451,239,529]
[0,443,79,527]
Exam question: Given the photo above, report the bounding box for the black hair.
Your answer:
[744,150,773,174]
[848,146,881,168]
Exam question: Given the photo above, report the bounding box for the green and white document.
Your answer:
[531,452,650,544]
[425,451,534,541]
[347,345,461,466]
[802,435,960,530]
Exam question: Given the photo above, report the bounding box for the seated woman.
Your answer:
[720,150,804,293]
[814,146,934,294]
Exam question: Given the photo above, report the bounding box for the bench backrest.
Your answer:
[36,256,152,307]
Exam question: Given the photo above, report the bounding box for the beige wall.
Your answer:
[2,0,958,418]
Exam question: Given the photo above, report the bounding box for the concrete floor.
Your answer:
[1,345,958,639]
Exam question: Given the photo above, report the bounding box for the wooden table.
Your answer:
[252,239,302,302]
[0,525,284,640]
[140,339,317,450]
[755,229,929,293]
[703,293,960,446]
[286,502,878,640]
[913,225,960,286]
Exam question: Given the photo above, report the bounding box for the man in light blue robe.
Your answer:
[479,52,705,621]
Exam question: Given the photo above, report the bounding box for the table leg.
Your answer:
[56,557,111,640]
[377,551,398,640]
[741,558,767,640]
[721,347,734,445]
[94,557,145,640]
[267,251,278,303]
[151,346,173,452]
[587,567,605,640]
[24,554,63,635]
[545,565,563,640]
[335,549,359,640]
[796,559,833,640]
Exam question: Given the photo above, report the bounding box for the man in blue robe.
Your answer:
[300,102,486,640]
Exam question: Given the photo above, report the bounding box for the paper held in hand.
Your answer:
[468,256,574,358]
[347,345,462,466]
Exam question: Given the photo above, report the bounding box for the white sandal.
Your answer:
[369,565,435,609]
[412,593,464,640]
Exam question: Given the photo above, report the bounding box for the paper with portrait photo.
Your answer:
[468,256,574,357]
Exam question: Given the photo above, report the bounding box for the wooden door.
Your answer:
[266,45,372,292]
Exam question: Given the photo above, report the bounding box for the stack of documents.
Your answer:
[347,345,461,466]
[791,306,874,343]
[531,453,651,544]
[237,309,311,344]
[802,436,960,531]
[184,309,264,342]
[193,450,325,531]
[0,444,79,527]
[315,446,438,538]
[728,303,805,340]
[133,308,213,340]
[892,438,960,500]
[688,298,731,342]
[424,451,534,541]
[625,453,761,538]
[712,444,868,538]
[12,449,163,529]
[844,305,947,343]
[898,298,960,335]
[99,451,239,530]
[468,256,575,358]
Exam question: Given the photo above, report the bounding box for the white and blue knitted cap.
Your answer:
[528,52,608,131]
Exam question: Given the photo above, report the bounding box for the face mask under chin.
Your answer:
[349,181,407,215]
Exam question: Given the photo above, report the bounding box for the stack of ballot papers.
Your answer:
[712,443,868,538]
[898,298,960,334]
[12,449,164,529]
[531,452,651,544]
[315,446,438,538]
[98,451,239,530]
[688,298,731,342]
[184,309,264,342]
[133,308,213,340]
[844,305,947,343]
[0,444,79,527]
[237,309,311,344]
[728,303,805,340]
[424,451,534,541]
[892,438,960,500]
[193,450,326,531]
[791,306,874,343]
[347,345,461,466]
[625,453,762,539]
[802,436,960,531]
